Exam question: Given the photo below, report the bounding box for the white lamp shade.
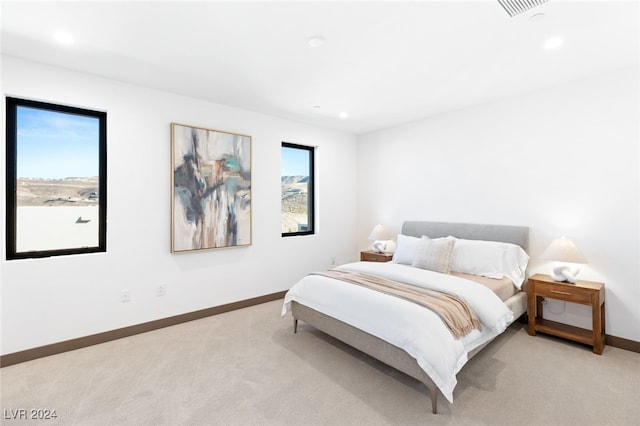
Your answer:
[368,224,386,241]
[540,237,587,264]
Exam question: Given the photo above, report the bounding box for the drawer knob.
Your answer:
[550,290,572,296]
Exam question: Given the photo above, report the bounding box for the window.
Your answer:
[5,97,107,259]
[281,142,314,236]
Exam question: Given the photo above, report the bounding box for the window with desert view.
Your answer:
[281,143,314,236]
[6,98,106,259]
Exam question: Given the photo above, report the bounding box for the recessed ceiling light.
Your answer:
[307,36,326,48]
[544,36,563,50]
[338,112,349,119]
[54,30,75,46]
[528,13,545,23]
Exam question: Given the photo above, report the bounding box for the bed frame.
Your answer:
[291,221,529,414]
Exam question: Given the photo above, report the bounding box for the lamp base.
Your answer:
[372,240,396,254]
[550,264,580,284]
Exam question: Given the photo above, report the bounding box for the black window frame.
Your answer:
[5,97,107,260]
[281,142,315,237]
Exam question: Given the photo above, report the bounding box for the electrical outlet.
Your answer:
[156,284,167,297]
[121,289,131,303]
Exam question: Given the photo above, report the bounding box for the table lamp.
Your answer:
[540,236,587,283]
[368,224,388,253]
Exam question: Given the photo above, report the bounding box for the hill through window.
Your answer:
[5,97,107,259]
[281,142,314,237]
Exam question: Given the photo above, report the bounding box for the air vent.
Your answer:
[498,0,549,17]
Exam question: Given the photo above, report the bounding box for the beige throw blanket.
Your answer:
[312,269,481,339]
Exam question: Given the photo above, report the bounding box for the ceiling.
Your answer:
[1,1,638,135]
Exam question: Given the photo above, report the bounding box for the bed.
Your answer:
[281,221,529,414]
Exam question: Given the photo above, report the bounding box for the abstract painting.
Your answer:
[171,123,251,252]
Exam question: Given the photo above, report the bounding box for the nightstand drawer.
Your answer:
[534,282,592,304]
[360,250,393,262]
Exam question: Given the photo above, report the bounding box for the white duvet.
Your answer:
[281,261,514,403]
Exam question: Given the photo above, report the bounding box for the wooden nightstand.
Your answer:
[360,250,393,262]
[527,273,605,354]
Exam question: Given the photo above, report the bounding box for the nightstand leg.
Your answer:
[527,293,536,336]
[601,302,606,348]
[592,302,604,355]
[536,295,544,321]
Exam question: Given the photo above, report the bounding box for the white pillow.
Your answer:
[450,238,529,289]
[391,234,422,265]
[411,236,456,274]
[450,238,504,279]
[502,244,530,288]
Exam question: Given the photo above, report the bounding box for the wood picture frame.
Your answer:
[171,123,252,252]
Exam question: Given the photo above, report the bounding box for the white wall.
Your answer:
[2,57,637,356]
[0,56,359,355]
[357,67,640,342]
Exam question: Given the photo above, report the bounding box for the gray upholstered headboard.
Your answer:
[401,221,529,252]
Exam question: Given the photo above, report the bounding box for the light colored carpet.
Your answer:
[1,299,638,426]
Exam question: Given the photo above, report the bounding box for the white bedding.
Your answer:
[281,261,514,403]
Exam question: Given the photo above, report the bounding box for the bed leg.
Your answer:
[293,319,298,333]
[428,385,438,414]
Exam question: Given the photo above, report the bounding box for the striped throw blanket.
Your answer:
[312,269,481,338]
